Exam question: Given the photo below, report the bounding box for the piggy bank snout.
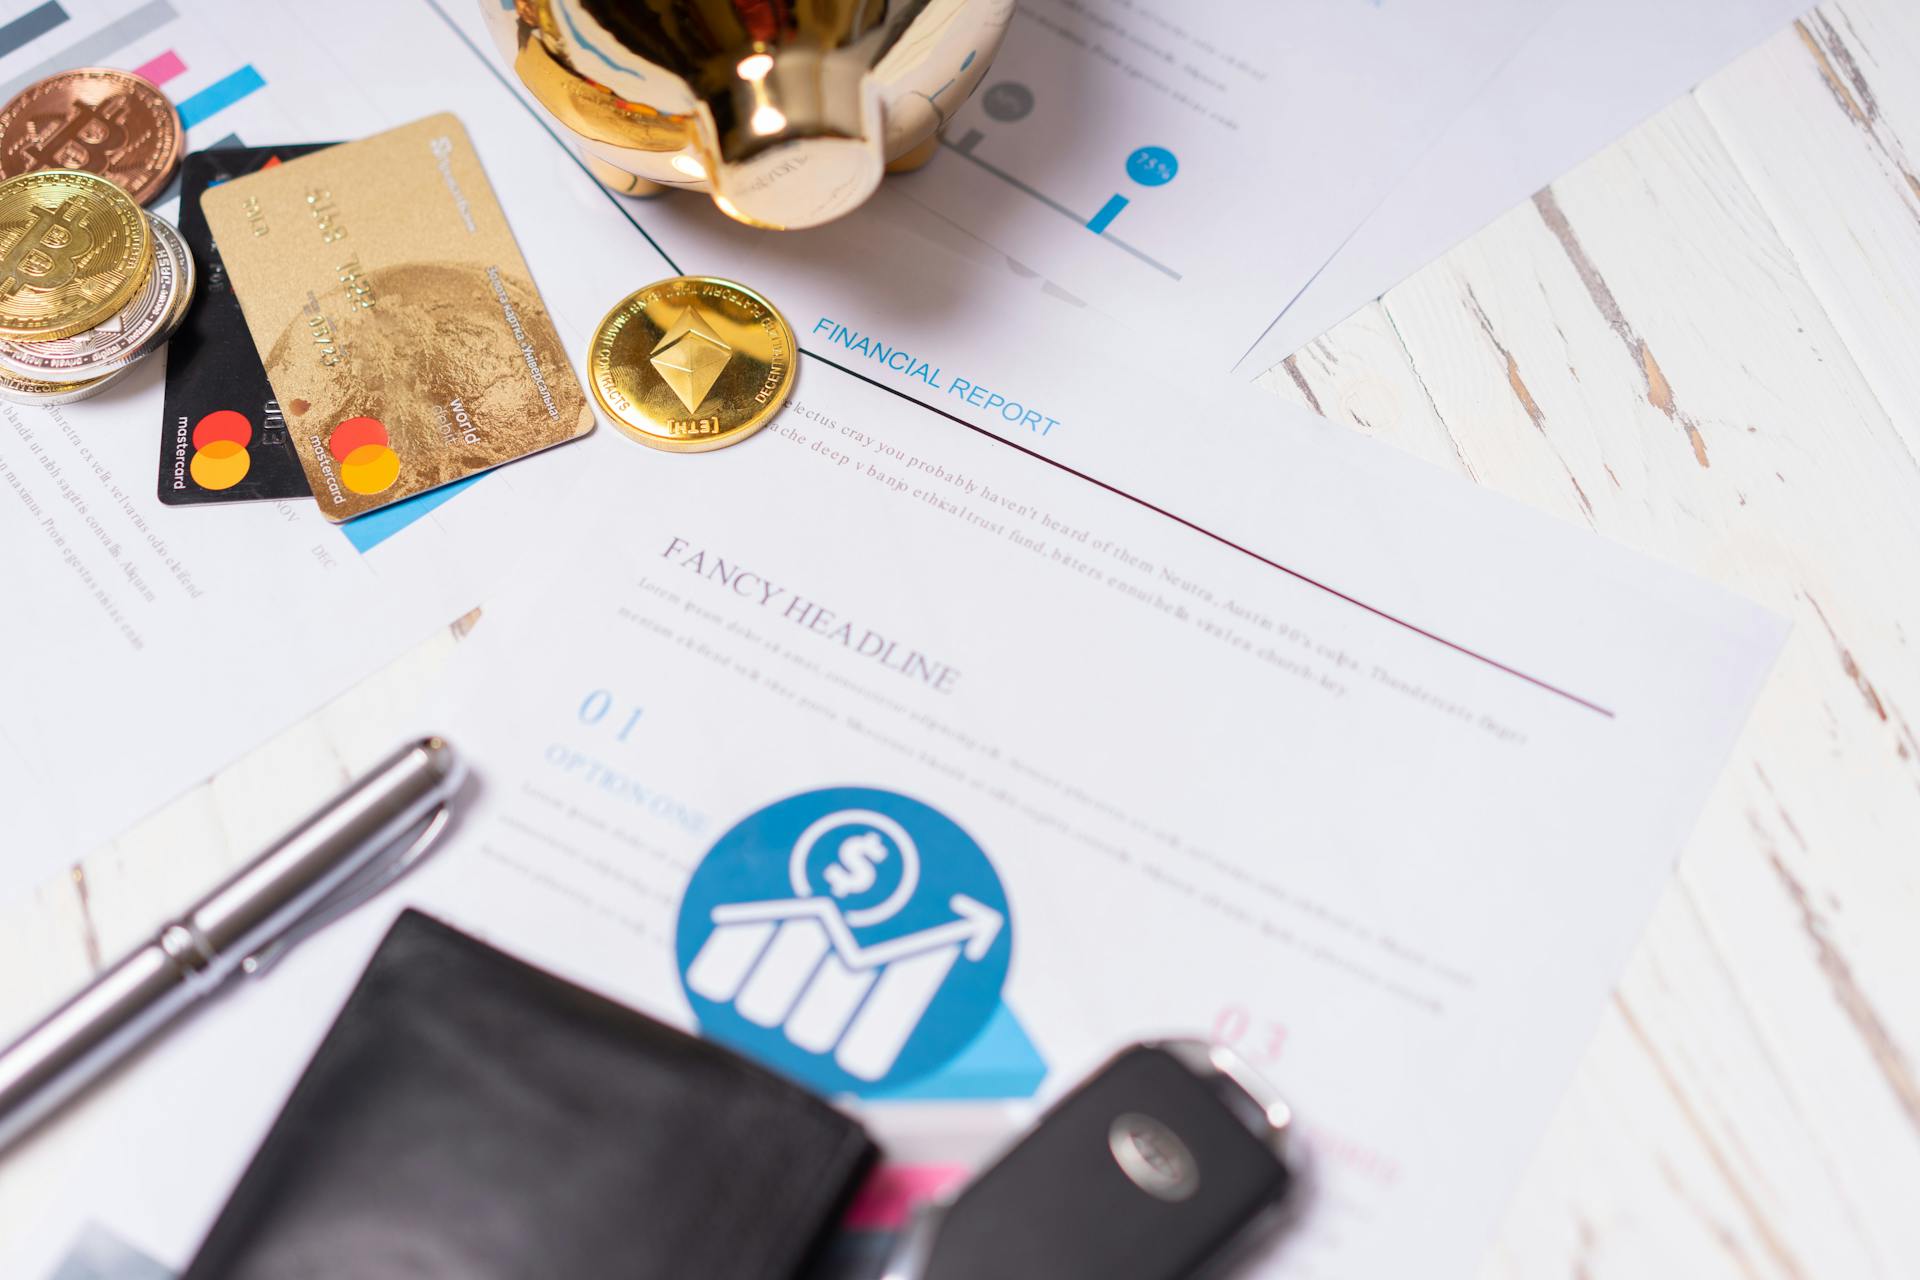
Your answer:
[484,0,1014,230]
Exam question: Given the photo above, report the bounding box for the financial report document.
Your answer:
[0,7,1783,1274]
[20,346,1781,1278]
[10,74,1784,1274]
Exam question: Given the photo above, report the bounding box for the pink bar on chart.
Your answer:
[132,51,186,86]
[841,1163,971,1230]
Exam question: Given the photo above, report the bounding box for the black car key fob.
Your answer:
[882,1040,1297,1280]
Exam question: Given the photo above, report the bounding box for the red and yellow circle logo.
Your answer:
[329,416,399,495]
[188,409,252,491]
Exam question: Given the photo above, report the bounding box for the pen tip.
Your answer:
[413,736,463,789]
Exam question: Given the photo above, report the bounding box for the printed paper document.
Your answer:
[9,165,1784,1280]
[1240,0,1807,368]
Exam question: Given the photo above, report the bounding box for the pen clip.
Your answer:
[239,804,453,979]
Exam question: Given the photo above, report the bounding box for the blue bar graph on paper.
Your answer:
[1086,194,1128,234]
[178,65,265,129]
[340,475,484,554]
[0,2,67,59]
[0,1,174,101]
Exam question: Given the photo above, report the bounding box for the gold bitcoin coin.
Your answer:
[589,276,795,452]
[0,169,151,340]
[0,209,190,379]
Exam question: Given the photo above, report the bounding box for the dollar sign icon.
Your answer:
[824,830,889,899]
[21,100,129,171]
[0,199,93,298]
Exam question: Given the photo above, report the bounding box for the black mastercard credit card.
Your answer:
[159,144,333,504]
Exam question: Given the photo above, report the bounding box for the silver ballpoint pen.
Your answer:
[0,736,466,1152]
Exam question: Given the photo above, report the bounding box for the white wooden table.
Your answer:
[5,3,1919,1274]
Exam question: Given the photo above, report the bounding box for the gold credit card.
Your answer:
[200,113,593,522]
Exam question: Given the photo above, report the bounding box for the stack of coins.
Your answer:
[0,68,187,405]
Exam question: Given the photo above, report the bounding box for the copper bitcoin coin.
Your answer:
[0,68,184,205]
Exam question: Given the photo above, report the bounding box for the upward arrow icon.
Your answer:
[710,892,1004,967]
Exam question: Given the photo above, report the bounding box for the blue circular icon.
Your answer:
[675,788,1012,1097]
[1126,146,1178,187]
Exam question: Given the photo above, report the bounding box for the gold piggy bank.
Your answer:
[483,0,1015,230]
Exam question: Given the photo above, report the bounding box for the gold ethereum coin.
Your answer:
[0,169,150,341]
[589,276,795,452]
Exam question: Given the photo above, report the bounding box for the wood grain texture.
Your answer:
[5,1,1918,1273]
[1262,2,1920,1275]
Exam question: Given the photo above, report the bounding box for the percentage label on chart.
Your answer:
[1126,145,1178,187]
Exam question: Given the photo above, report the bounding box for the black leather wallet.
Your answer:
[185,909,875,1279]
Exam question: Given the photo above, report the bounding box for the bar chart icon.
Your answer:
[688,891,1003,1081]
[676,790,1015,1096]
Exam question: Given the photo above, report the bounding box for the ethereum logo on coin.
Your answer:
[590,276,795,453]
[649,304,733,412]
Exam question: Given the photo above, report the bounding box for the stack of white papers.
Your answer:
[0,1,1802,1276]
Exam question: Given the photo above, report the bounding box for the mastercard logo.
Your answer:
[328,416,400,495]
[188,410,253,491]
